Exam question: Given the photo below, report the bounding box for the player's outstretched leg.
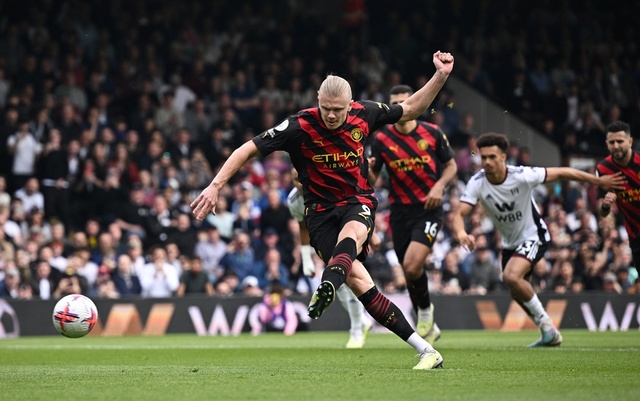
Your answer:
[358,286,443,369]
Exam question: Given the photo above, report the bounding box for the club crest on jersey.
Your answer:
[351,128,364,142]
[417,139,429,150]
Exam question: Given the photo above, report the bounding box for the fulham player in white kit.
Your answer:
[452,132,625,346]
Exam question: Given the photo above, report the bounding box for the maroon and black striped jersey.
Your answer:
[596,151,640,240]
[253,100,403,211]
[370,121,454,205]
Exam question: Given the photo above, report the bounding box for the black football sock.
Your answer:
[359,286,414,341]
[408,270,431,312]
[320,238,357,290]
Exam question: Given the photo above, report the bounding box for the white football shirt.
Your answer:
[459,165,551,249]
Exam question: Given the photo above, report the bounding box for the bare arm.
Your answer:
[451,201,476,250]
[191,141,261,220]
[424,158,458,209]
[398,51,454,123]
[545,167,625,192]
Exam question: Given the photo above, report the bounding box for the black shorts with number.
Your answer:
[501,239,549,277]
[305,203,375,264]
[390,204,444,263]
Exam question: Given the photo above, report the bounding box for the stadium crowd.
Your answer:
[0,0,638,301]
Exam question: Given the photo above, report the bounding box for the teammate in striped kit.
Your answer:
[452,132,625,347]
[597,121,640,269]
[192,51,454,369]
[369,85,458,344]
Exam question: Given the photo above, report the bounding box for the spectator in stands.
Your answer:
[0,176,11,209]
[241,275,264,297]
[176,257,214,296]
[94,265,119,299]
[566,198,598,233]
[39,128,70,225]
[0,204,23,249]
[255,248,290,291]
[166,213,197,258]
[255,283,298,336]
[139,246,180,298]
[6,117,42,193]
[220,231,256,288]
[194,226,228,283]
[29,259,56,300]
[111,254,142,297]
[259,188,293,249]
[0,265,21,298]
[204,195,235,242]
[154,90,183,139]
[114,185,150,240]
[441,251,470,292]
[164,242,184,275]
[52,255,88,298]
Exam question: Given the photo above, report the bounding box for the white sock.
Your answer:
[337,285,364,339]
[300,245,316,276]
[523,294,552,328]
[417,304,432,322]
[407,333,433,353]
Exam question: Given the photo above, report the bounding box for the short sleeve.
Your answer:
[252,116,300,156]
[358,100,403,132]
[435,128,455,163]
[522,166,547,187]
[459,176,480,206]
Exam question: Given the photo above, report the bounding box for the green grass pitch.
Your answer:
[0,330,638,401]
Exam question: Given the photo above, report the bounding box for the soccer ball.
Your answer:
[52,294,99,338]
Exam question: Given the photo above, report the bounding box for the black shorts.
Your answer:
[390,204,443,263]
[305,203,375,264]
[501,240,549,278]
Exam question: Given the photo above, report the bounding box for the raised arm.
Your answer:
[545,167,625,192]
[191,141,261,220]
[398,51,454,123]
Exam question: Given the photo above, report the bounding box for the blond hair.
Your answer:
[318,75,352,100]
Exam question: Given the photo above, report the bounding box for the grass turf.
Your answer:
[0,330,638,401]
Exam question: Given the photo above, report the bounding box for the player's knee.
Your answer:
[402,262,423,280]
[502,270,520,287]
